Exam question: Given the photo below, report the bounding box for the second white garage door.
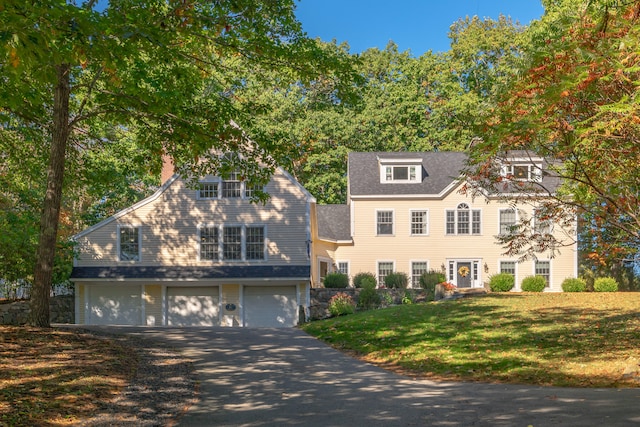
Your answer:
[244,286,298,327]
[167,286,220,326]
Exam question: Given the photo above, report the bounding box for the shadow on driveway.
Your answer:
[83,326,640,427]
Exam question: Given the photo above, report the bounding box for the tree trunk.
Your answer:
[30,64,71,327]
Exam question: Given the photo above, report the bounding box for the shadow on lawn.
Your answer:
[308,294,640,388]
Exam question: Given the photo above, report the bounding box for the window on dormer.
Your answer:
[382,165,420,183]
[502,163,542,182]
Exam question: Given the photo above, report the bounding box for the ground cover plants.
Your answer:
[301,293,640,387]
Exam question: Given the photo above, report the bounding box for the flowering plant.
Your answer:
[439,281,457,291]
[328,292,356,316]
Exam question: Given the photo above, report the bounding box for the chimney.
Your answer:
[161,153,175,185]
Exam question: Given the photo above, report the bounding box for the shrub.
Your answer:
[420,270,446,300]
[357,287,381,310]
[353,272,377,289]
[594,277,619,292]
[521,275,547,292]
[562,278,587,292]
[489,273,515,292]
[384,272,409,289]
[323,272,349,288]
[401,292,414,305]
[328,292,356,316]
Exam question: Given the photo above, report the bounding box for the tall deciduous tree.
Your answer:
[466,0,640,265]
[0,0,355,326]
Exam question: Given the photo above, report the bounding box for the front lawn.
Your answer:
[301,293,640,387]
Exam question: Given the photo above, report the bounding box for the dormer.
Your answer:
[500,158,543,183]
[378,157,423,184]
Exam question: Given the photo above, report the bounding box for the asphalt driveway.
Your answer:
[86,327,640,426]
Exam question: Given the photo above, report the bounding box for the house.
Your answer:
[312,152,578,291]
[71,159,314,327]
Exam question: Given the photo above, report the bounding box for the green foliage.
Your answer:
[489,273,515,292]
[521,276,547,292]
[593,277,619,292]
[402,292,414,305]
[323,272,349,288]
[353,272,377,289]
[561,278,587,292]
[384,272,409,289]
[328,292,356,317]
[420,270,447,300]
[357,287,381,310]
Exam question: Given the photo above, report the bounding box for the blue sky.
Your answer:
[295,0,545,55]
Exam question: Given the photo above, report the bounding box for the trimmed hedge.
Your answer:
[489,273,515,292]
[521,275,547,292]
[384,272,409,289]
[323,272,349,288]
[594,277,619,292]
[561,278,587,292]
[353,272,377,289]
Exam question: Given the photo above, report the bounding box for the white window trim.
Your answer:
[409,209,429,236]
[499,259,519,290]
[197,176,264,200]
[336,260,350,277]
[533,259,552,289]
[317,257,332,286]
[198,224,267,262]
[377,260,396,287]
[498,208,517,236]
[410,260,429,289]
[375,209,395,236]
[501,163,543,182]
[117,224,141,262]
[379,164,422,184]
[444,204,482,236]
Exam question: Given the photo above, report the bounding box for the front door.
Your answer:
[456,262,472,288]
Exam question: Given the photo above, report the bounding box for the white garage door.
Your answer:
[244,286,298,328]
[167,286,220,326]
[88,285,142,325]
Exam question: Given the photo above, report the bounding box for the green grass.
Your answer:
[301,293,640,387]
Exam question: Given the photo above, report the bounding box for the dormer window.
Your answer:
[379,158,422,183]
[501,163,542,182]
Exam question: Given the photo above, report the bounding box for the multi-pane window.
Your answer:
[446,203,481,235]
[378,262,394,286]
[500,261,516,275]
[411,261,428,288]
[337,261,349,276]
[533,209,553,235]
[499,209,516,235]
[377,210,394,235]
[198,182,219,199]
[383,165,419,182]
[246,226,265,260]
[411,210,428,235]
[119,227,140,261]
[245,184,262,199]
[221,172,242,198]
[502,164,543,182]
[535,260,551,287]
[223,226,242,260]
[200,227,219,260]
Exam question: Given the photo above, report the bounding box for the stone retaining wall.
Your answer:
[0,295,74,325]
[309,288,426,320]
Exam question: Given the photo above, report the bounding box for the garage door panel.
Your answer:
[244,286,297,328]
[167,286,219,326]
[89,285,142,326]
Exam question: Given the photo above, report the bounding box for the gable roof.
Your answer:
[316,204,351,242]
[348,151,467,198]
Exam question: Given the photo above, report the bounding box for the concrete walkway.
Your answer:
[85,327,640,426]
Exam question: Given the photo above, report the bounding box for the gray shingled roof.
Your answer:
[317,205,351,241]
[348,151,468,197]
